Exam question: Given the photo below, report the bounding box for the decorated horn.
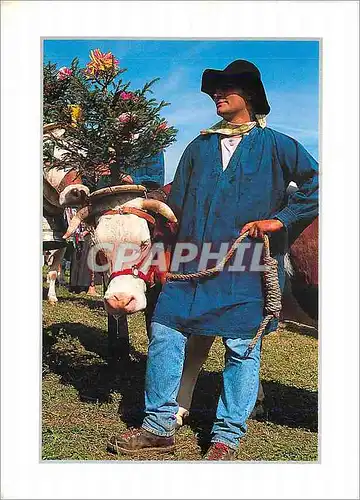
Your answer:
[43,122,64,134]
[62,205,102,239]
[139,199,177,223]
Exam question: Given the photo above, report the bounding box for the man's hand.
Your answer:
[240,219,284,239]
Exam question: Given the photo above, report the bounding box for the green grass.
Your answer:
[42,278,318,461]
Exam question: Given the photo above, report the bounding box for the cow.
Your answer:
[43,123,90,303]
[281,183,318,326]
[63,188,175,312]
[285,218,318,322]
[62,187,211,425]
[43,247,67,303]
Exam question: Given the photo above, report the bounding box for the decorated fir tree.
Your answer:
[43,49,177,189]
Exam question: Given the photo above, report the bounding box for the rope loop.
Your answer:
[262,254,282,317]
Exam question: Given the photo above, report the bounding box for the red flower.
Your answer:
[157,121,168,131]
[119,91,137,101]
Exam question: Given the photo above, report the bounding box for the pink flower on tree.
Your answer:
[119,91,138,101]
[118,112,132,124]
[57,67,73,81]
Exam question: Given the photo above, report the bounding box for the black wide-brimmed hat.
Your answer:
[201,59,270,115]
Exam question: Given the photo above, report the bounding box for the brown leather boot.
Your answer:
[204,442,237,461]
[107,427,175,455]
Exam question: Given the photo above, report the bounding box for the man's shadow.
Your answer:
[43,319,317,453]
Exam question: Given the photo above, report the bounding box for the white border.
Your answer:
[1,1,359,499]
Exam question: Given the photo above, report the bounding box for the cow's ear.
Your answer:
[147,188,168,203]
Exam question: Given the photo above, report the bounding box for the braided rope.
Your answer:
[165,231,282,356]
[166,231,251,281]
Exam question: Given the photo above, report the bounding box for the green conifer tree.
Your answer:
[43,49,177,189]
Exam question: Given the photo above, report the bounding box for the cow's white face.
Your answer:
[63,194,177,316]
[44,165,90,208]
[43,127,89,207]
[59,184,90,207]
[94,211,151,316]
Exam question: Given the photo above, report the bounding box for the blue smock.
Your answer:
[152,126,319,338]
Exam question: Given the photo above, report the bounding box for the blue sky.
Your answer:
[44,39,319,183]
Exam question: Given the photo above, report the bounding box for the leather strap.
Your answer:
[100,207,157,287]
[101,207,155,225]
[109,267,152,285]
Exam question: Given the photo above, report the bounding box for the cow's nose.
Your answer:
[104,293,135,311]
[69,187,88,206]
[71,187,87,198]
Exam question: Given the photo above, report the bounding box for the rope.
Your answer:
[165,231,282,356]
[87,223,282,356]
[166,231,251,281]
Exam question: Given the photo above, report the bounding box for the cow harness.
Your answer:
[94,206,162,289]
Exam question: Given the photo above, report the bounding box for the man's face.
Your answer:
[211,86,249,120]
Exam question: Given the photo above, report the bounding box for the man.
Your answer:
[107,60,319,459]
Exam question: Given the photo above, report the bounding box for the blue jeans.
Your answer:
[142,322,262,450]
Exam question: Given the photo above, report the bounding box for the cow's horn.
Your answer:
[62,205,102,239]
[139,199,177,223]
[43,122,64,134]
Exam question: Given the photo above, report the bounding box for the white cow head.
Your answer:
[43,124,90,208]
[63,196,177,316]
